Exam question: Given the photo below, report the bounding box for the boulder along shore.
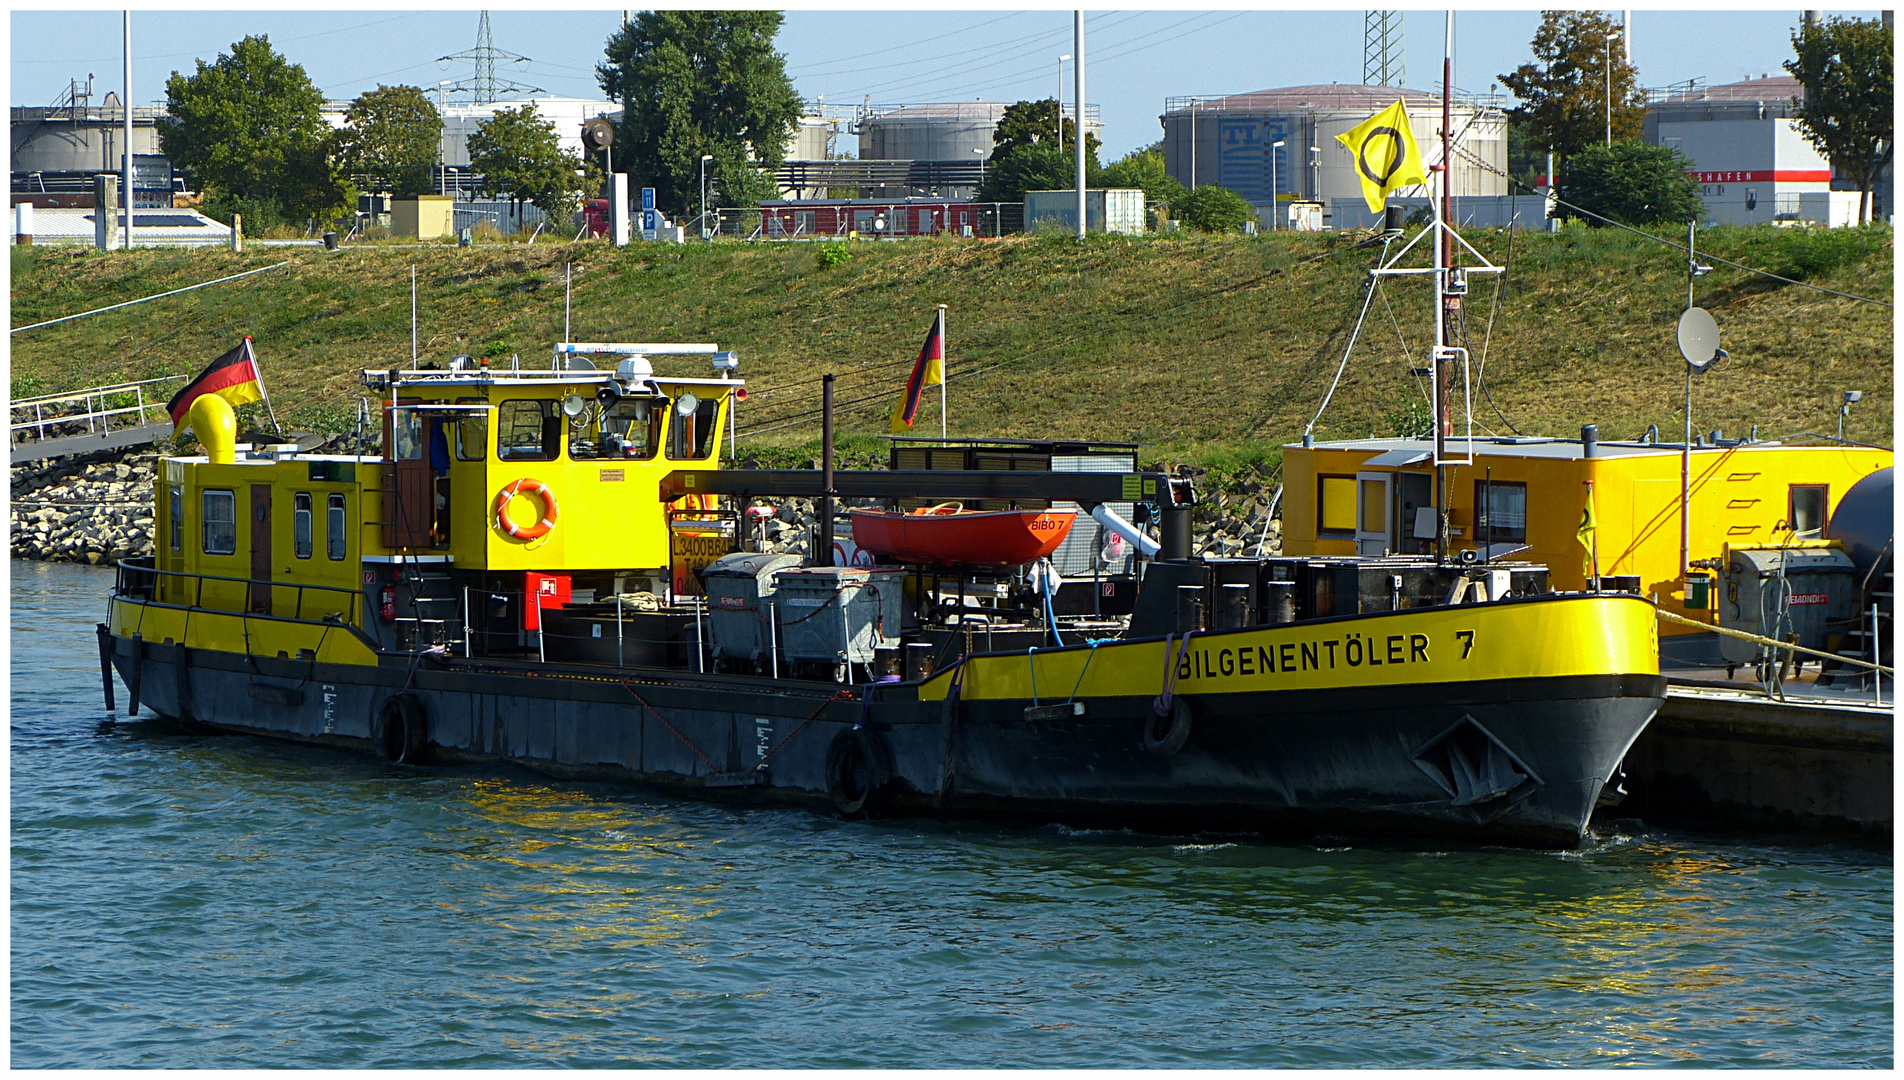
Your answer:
[9,445,1282,565]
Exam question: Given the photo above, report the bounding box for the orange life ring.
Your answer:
[494,478,558,540]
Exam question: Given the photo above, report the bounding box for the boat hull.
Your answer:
[850,508,1076,567]
[104,594,1665,849]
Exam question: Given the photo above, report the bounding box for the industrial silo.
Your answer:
[858,102,1102,199]
[1159,84,1508,229]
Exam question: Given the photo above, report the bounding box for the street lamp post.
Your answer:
[1605,31,1622,146]
[1309,145,1321,209]
[1056,53,1071,157]
[1270,139,1285,231]
[700,154,713,239]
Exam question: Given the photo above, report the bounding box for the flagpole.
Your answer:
[937,304,948,445]
[247,337,284,436]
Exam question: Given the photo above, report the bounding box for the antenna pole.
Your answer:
[410,265,417,366]
[1681,216,1695,577]
[122,10,133,251]
[564,262,572,343]
[938,304,948,445]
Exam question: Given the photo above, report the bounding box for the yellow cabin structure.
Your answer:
[147,344,741,653]
[1281,434,1891,637]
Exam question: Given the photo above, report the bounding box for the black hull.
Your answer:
[106,634,1663,849]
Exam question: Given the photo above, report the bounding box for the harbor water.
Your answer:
[12,560,1893,1067]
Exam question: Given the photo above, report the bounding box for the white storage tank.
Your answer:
[1024,189,1147,234]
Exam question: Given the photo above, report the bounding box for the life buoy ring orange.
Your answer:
[494,478,558,540]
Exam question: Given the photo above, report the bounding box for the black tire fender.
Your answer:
[825,725,893,818]
[1142,698,1192,757]
[377,693,429,765]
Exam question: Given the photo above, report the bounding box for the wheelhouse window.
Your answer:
[1473,480,1528,545]
[1317,476,1357,538]
[327,494,347,560]
[293,493,313,559]
[201,489,236,555]
[455,398,487,461]
[1789,485,1828,538]
[573,398,663,460]
[497,399,559,461]
[390,407,423,460]
[666,395,722,460]
[168,485,183,552]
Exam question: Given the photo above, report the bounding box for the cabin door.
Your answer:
[249,484,273,614]
[382,402,434,549]
[1395,471,1434,555]
[1354,472,1393,556]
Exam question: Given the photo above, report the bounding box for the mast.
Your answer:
[1434,10,1454,563]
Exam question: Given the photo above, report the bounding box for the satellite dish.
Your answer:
[561,394,588,418]
[582,117,615,151]
[674,392,700,417]
[1677,307,1724,373]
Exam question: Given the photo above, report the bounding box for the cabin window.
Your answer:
[390,407,423,461]
[574,398,663,460]
[455,398,487,461]
[201,489,236,555]
[1473,480,1528,545]
[666,396,723,460]
[168,485,183,552]
[1317,476,1357,537]
[497,399,559,461]
[327,494,347,560]
[1789,485,1828,537]
[293,493,313,559]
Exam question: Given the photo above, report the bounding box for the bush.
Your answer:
[814,243,853,269]
[1555,141,1702,227]
[1176,185,1255,233]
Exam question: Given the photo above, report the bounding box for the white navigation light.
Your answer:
[675,392,701,417]
[561,394,588,418]
[711,350,739,374]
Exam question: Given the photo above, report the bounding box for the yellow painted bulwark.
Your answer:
[110,597,378,667]
[919,595,1658,703]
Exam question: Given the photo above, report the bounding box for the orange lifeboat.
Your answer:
[849,503,1077,568]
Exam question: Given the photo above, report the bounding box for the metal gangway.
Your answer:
[10,376,183,464]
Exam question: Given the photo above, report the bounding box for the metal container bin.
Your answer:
[773,566,908,664]
[1719,546,1858,664]
[701,552,801,661]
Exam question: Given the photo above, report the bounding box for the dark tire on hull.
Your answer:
[826,726,893,818]
[1142,698,1193,757]
[377,694,429,765]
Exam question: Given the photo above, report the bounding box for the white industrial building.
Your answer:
[1159,84,1508,228]
[1643,74,1878,226]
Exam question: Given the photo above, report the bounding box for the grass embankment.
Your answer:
[9,225,1893,484]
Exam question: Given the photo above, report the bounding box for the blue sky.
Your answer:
[8,8,1875,159]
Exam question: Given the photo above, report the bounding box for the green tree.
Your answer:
[988,98,1100,165]
[597,11,802,217]
[1176,184,1255,233]
[1099,146,1185,219]
[1499,11,1645,164]
[1553,141,1701,226]
[1786,15,1894,224]
[156,35,349,223]
[465,104,589,223]
[977,142,1102,205]
[334,84,442,197]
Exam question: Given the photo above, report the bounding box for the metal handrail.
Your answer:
[112,559,373,642]
[11,376,184,445]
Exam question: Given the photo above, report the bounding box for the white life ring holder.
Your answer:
[494,478,559,541]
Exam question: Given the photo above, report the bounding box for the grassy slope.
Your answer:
[9,226,1893,480]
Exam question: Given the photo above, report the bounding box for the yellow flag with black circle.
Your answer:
[1576,484,1599,580]
[1335,99,1428,213]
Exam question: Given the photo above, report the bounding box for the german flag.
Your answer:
[168,338,264,430]
[889,309,945,435]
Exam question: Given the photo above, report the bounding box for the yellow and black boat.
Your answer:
[100,341,1665,849]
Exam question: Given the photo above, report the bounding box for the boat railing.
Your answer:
[11,376,183,444]
[111,559,379,650]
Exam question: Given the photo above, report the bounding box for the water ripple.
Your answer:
[11,560,1893,1067]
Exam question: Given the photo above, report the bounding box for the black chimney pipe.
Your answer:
[818,373,836,565]
[1580,423,1599,458]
